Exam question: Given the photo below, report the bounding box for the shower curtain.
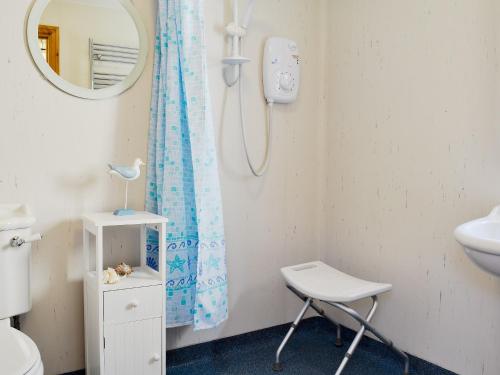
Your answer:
[145,0,228,330]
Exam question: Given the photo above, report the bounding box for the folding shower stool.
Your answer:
[273,261,409,375]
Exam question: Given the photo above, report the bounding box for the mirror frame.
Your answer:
[27,0,148,100]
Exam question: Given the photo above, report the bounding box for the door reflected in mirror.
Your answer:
[36,0,140,90]
[38,25,59,74]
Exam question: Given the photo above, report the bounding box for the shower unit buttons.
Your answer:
[263,37,300,104]
[277,71,295,93]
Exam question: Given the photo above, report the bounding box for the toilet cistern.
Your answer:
[0,204,42,319]
[0,204,44,375]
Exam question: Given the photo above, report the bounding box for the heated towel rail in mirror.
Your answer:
[27,0,148,100]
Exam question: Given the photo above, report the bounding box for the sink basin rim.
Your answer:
[454,206,500,256]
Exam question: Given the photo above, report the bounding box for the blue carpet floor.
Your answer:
[166,317,457,375]
[62,317,457,375]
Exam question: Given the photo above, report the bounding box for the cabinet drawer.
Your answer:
[104,286,163,323]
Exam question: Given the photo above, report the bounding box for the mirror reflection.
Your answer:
[37,0,140,90]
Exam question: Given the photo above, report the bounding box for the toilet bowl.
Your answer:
[0,325,43,375]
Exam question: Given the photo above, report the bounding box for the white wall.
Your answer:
[322,1,500,374]
[0,1,324,373]
[40,0,139,88]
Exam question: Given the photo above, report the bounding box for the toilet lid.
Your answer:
[0,327,40,375]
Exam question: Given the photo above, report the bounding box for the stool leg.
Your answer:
[287,285,343,347]
[334,297,378,375]
[309,299,343,347]
[336,322,342,347]
[327,297,410,375]
[273,297,312,372]
[335,325,366,375]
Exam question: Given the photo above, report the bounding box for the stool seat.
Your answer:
[275,261,409,375]
[281,261,392,303]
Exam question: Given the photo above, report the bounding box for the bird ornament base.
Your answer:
[113,208,136,216]
[108,158,146,217]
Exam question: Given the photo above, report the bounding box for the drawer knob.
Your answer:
[152,354,161,362]
[128,300,140,309]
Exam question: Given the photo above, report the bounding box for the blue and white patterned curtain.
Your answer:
[145,0,228,330]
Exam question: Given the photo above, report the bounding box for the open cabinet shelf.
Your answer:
[86,266,162,292]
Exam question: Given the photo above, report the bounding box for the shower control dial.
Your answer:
[279,72,294,92]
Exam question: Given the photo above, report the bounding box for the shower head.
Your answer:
[241,0,256,29]
[223,0,255,87]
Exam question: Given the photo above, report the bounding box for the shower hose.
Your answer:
[238,65,274,177]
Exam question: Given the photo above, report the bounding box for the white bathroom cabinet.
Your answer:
[82,212,167,375]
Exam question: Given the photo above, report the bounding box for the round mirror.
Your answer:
[27,0,148,99]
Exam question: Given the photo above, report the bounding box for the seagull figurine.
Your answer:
[108,158,145,216]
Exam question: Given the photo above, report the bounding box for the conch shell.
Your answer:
[115,262,133,277]
[103,267,120,284]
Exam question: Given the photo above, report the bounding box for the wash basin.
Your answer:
[454,206,500,276]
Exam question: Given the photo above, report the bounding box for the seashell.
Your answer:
[103,267,120,284]
[115,262,133,277]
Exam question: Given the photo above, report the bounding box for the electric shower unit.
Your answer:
[223,0,301,177]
